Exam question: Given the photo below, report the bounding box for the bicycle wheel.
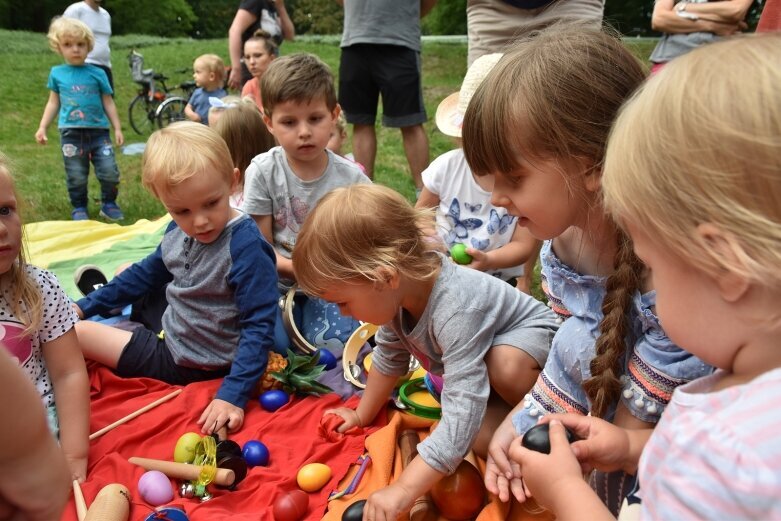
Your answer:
[156,96,188,129]
[128,95,159,135]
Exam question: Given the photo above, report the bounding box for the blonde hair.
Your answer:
[47,17,95,54]
[604,33,781,290]
[142,122,234,198]
[463,25,649,418]
[293,184,441,296]
[261,53,337,118]
[213,101,275,181]
[194,54,226,83]
[0,154,42,336]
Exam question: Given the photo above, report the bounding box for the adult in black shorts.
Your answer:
[337,0,437,189]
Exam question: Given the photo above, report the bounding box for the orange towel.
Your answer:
[323,407,553,521]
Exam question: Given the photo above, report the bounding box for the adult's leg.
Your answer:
[378,46,429,188]
[400,124,429,190]
[75,321,132,369]
[338,45,380,178]
[351,124,377,180]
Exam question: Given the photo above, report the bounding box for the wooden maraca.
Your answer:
[83,484,131,521]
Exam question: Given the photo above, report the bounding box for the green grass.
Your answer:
[0,29,464,223]
[1,30,654,224]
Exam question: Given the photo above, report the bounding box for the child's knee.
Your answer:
[486,345,540,402]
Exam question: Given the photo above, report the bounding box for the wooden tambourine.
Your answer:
[279,285,317,354]
[342,323,421,389]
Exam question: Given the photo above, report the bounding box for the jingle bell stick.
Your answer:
[129,456,236,486]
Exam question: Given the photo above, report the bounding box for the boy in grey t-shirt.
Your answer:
[242,53,369,284]
[242,53,369,350]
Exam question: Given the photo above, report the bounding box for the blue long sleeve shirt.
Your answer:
[77,213,278,407]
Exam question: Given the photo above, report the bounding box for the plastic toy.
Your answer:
[242,440,270,467]
[397,378,441,419]
[144,507,190,521]
[273,490,309,521]
[430,460,485,520]
[296,462,332,492]
[342,499,366,521]
[138,470,174,506]
[316,348,338,370]
[521,423,578,454]
[259,389,289,412]
[173,432,201,463]
[450,243,472,265]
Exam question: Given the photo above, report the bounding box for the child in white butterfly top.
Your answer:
[416,53,537,281]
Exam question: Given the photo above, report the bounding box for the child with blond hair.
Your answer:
[462,26,713,513]
[0,153,89,482]
[294,183,559,519]
[35,17,124,221]
[510,32,781,520]
[185,54,227,126]
[74,122,278,434]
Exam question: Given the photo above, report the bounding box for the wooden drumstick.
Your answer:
[398,430,437,521]
[83,484,130,521]
[128,456,236,487]
[72,480,87,521]
[89,389,182,440]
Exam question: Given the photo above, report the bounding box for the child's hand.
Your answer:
[114,129,124,147]
[463,247,491,272]
[537,414,633,474]
[66,454,88,483]
[365,482,414,521]
[322,408,362,433]
[35,128,48,145]
[508,419,585,510]
[485,417,525,503]
[198,398,245,434]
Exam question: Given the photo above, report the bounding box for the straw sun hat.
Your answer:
[435,53,503,138]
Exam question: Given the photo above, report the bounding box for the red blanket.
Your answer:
[63,364,381,520]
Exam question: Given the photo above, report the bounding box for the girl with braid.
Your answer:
[462,25,713,513]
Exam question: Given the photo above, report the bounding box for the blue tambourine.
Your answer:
[145,507,190,521]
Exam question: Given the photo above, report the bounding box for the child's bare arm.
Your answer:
[35,92,60,144]
[0,349,71,520]
[253,214,295,279]
[414,187,440,209]
[101,93,124,146]
[366,456,445,519]
[184,103,201,123]
[43,329,90,482]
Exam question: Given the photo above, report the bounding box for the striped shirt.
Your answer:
[637,368,781,520]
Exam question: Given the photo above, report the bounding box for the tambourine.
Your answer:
[398,377,442,420]
[342,323,421,389]
[279,285,317,354]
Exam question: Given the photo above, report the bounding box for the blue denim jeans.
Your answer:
[59,128,119,208]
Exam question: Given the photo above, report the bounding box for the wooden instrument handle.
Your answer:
[397,430,437,521]
[83,484,130,521]
[129,456,236,486]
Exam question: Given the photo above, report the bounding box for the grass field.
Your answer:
[0,29,655,224]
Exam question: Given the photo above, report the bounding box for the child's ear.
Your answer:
[583,163,602,193]
[230,167,241,191]
[374,266,400,291]
[696,223,751,302]
[331,103,342,122]
[262,113,275,135]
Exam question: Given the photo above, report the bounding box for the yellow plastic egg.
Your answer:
[408,391,441,409]
[296,463,332,492]
[173,432,202,463]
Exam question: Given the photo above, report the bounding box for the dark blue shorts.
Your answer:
[116,327,228,386]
